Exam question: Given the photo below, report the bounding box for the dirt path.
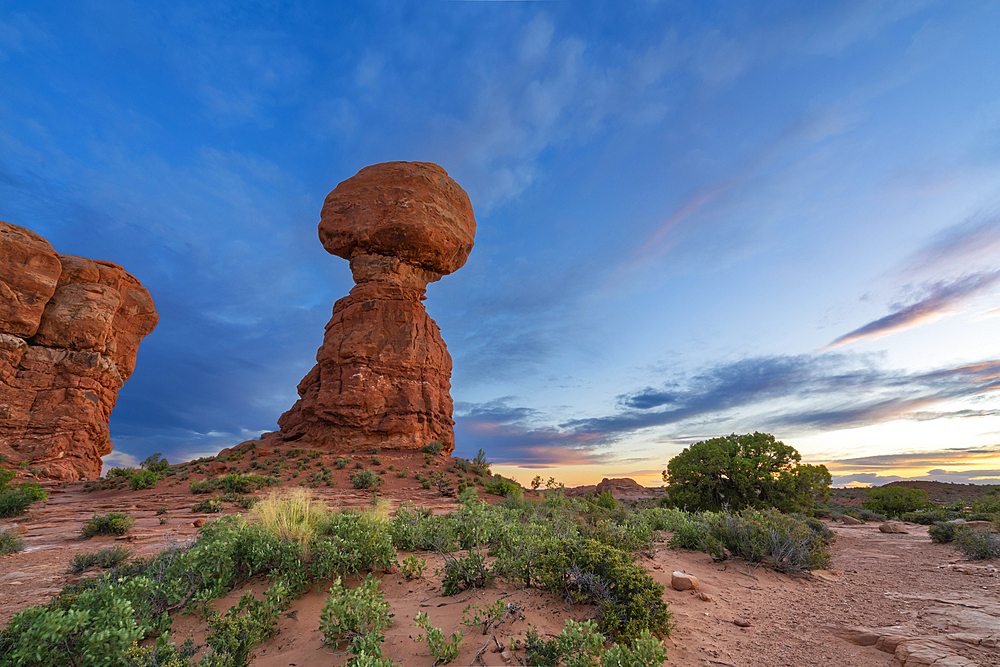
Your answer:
[2,482,998,666]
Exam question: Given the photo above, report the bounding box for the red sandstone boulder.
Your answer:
[0,222,158,480]
[272,162,475,455]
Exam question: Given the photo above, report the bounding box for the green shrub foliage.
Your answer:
[0,528,26,555]
[862,486,932,517]
[81,512,135,538]
[663,432,830,513]
[0,470,47,518]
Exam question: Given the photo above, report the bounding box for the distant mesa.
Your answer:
[260,161,475,455]
[0,221,159,480]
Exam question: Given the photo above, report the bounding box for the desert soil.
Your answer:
[1,459,998,667]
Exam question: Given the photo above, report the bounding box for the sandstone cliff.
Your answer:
[0,221,158,480]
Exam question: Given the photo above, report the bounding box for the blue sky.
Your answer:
[2,0,999,486]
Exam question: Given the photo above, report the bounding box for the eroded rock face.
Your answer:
[0,221,158,480]
[272,162,475,454]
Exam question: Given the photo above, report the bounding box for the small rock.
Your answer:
[501,650,512,663]
[384,564,398,574]
[734,618,751,627]
[698,591,714,602]
[192,518,207,528]
[671,571,699,591]
[879,521,908,534]
[841,515,863,525]
[652,563,661,570]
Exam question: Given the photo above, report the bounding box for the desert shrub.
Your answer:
[0,470,47,518]
[485,475,522,498]
[535,538,671,642]
[454,458,471,473]
[129,470,160,491]
[863,486,932,517]
[389,502,437,550]
[525,619,668,667]
[400,555,426,579]
[0,575,151,667]
[848,508,887,522]
[0,528,26,554]
[68,546,132,574]
[218,473,274,494]
[155,506,168,515]
[702,508,830,571]
[414,612,462,664]
[953,526,1000,560]
[140,453,170,473]
[929,521,959,543]
[351,469,381,489]
[192,498,224,513]
[668,515,715,552]
[395,468,409,478]
[81,512,135,538]
[311,506,395,576]
[370,455,381,466]
[420,441,442,455]
[442,551,493,595]
[106,467,134,478]
[320,575,393,645]
[201,589,283,667]
[334,457,350,470]
[189,479,217,494]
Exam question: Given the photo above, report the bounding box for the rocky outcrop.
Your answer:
[0,221,158,480]
[270,162,475,454]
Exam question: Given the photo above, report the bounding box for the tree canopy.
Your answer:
[662,432,830,513]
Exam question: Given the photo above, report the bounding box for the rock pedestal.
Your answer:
[0,222,158,480]
[272,162,475,454]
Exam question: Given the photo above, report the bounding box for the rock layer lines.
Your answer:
[0,221,158,480]
[273,162,475,454]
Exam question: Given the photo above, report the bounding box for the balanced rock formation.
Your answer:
[271,162,475,454]
[0,221,158,480]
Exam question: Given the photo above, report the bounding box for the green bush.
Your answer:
[190,479,218,494]
[192,498,225,513]
[81,512,135,538]
[106,467,134,478]
[413,612,462,664]
[420,441,442,455]
[0,528,26,554]
[702,508,830,572]
[140,453,170,473]
[68,546,132,574]
[351,469,381,489]
[319,576,393,645]
[663,432,830,513]
[485,475,522,498]
[0,470,47,517]
[954,526,1000,560]
[129,470,160,491]
[526,619,668,667]
[442,551,493,595]
[929,521,959,543]
[862,486,932,517]
[218,473,274,494]
[536,538,671,642]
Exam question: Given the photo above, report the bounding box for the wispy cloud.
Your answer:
[456,355,1000,460]
[825,271,1000,348]
[829,210,1000,347]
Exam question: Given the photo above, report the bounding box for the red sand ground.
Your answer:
[1,451,998,666]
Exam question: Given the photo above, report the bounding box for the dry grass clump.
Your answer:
[250,488,329,554]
